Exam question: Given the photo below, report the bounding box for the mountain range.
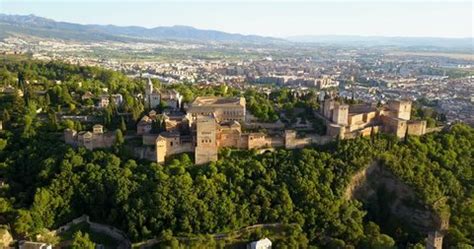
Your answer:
[0,14,472,49]
[0,14,284,44]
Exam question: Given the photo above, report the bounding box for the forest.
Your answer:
[0,122,472,248]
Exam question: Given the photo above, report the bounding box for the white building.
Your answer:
[248,238,272,249]
[98,95,110,108]
[160,89,183,110]
[111,93,124,106]
[316,76,339,89]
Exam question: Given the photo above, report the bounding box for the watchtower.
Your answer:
[388,100,411,120]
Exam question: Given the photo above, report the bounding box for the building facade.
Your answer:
[194,116,219,165]
[144,78,161,109]
[64,124,116,150]
[187,96,246,123]
[321,98,426,139]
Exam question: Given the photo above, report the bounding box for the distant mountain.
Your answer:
[286,35,474,50]
[0,14,284,44]
[1,14,471,50]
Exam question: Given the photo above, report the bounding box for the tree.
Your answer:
[37,228,60,246]
[2,109,10,124]
[115,129,124,146]
[48,111,59,131]
[120,116,127,132]
[71,231,95,249]
[64,119,75,130]
[13,210,33,236]
[45,93,51,108]
[0,139,7,151]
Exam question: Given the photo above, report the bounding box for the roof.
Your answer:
[161,89,181,99]
[138,116,153,125]
[191,96,245,107]
[248,132,266,137]
[158,131,181,138]
[349,104,376,114]
[220,120,241,127]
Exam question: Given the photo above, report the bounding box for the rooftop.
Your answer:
[349,104,377,114]
[191,96,245,107]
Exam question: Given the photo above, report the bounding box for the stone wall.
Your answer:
[53,215,131,249]
[143,134,159,146]
[407,120,427,136]
[54,215,90,234]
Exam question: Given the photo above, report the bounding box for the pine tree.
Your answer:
[45,93,51,107]
[120,116,127,132]
[115,129,124,145]
[2,109,10,124]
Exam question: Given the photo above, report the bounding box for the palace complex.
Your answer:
[322,97,426,139]
[65,92,426,165]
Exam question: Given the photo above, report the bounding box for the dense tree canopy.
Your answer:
[0,124,472,247]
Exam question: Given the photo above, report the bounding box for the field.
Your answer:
[388,51,474,61]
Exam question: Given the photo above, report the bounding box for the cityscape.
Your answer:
[0,1,472,249]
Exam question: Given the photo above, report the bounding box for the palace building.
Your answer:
[64,93,428,166]
[187,96,246,123]
[64,124,116,150]
[321,98,426,139]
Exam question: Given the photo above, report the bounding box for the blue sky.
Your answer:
[0,0,472,38]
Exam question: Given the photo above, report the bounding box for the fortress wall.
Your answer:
[408,120,427,136]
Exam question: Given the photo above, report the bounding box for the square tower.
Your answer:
[156,136,167,164]
[195,116,218,165]
[388,100,412,120]
[332,103,349,126]
[92,124,104,134]
[426,231,443,249]
[323,98,335,120]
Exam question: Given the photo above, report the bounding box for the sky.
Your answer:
[0,0,472,38]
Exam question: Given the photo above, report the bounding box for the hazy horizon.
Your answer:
[1,0,472,39]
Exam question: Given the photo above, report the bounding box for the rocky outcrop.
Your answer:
[345,162,448,233]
